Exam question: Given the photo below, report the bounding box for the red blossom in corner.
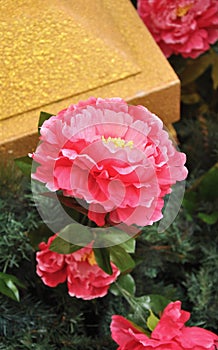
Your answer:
[137,0,218,58]
[110,301,218,349]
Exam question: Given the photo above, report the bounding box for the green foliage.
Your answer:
[50,235,82,255]
[0,272,25,301]
[110,274,136,297]
[93,247,113,275]
[109,245,135,273]
[147,310,159,332]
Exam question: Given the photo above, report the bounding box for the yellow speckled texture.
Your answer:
[0,0,180,157]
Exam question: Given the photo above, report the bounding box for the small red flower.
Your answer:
[36,234,120,299]
[36,234,67,287]
[65,246,120,300]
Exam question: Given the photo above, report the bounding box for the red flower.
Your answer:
[36,234,120,299]
[36,235,67,287]
[110,301,218,349]
[137,0,218,58]
[65,246,120,300]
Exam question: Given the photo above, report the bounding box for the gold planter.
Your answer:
[0,0,180,157]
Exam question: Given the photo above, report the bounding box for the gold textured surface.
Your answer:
[0,0,180,157]
[0,0,140,120]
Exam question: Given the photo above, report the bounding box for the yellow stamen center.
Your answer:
[81,251,96,266]
[102,136,134,149]
[176,4,193,17]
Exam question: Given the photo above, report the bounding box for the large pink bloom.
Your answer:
[36,234,119,299]
[111,301,218,349]
[32,97,187,227]
[137,0,218,58]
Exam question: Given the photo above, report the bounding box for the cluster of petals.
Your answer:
[137,0,218,58]
[36,234,120,300]
[32,97,187,227]
[111,300,218,349]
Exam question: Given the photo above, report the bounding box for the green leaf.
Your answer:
[58,223,94,246]
[127,294,170,330]
[38,111,54,134]
[146,294,171,316]
[92,227,136,250]
[110,274,136,296]
[184,164,218,207]
[50,236,82,254]
[130,294,170,318]
[119,238,136,253]
[4,280,19,301]
[93,248,112,275]
[28,224,53,250]
[14,156,32,177]
[0,279,18,301]
[198,212,218,225]
[183,191,197,215]
[198,163,218,201]
[0,273,25,302]
[147,310,160,332]
[109,245,135,273]
[0,272,25,289]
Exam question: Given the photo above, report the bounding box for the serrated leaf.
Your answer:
[14,156,32,177]
[110,274,136,296]
[38,111,54,134]
[109,245,135,273]
[50,236,82,254]
[147,310,160,332]
[93,248,112,275]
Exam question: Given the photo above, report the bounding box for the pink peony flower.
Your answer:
[65,245,120,300]
[36,234,120,299]
[36,234,67,287]
[110,301,218,349]
[137,0,218,58]
[32,97,188,227]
